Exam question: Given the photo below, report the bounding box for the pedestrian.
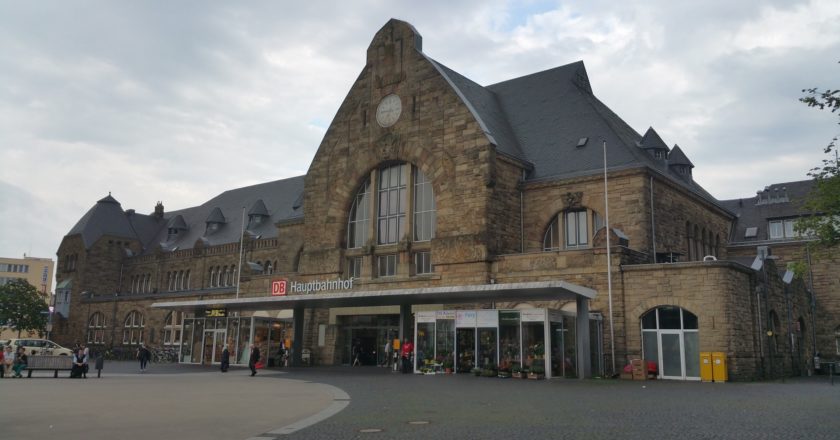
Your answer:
[2,345,13,378]
[352,340,361,367]
[248,343,260,376]
[383,339,392,367]
[401,338,413,374]
[136,343,151,373]
[220,345,230,373]
[0,346,4,378]
[12,347,28,378]
[71,347,86,379]
[81,342,90,378]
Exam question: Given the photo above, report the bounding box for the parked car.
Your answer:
[6,338,73,356]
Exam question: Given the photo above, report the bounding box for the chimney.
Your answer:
[154,201,164,219]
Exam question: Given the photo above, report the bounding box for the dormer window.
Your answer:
[205,207,226,235]
[166,215,188,242]
[247,199,270,230]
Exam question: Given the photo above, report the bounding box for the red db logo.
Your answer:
[271,279,287,296]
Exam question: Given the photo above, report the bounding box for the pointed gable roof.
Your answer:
[67,194,145,248]
[206,207,226,224]
[248,199,269,217]
[167,215,188,230]
[668,145,694,167]
[638,127,670,151]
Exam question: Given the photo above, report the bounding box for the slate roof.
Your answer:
[668,145,694,167]
[719,180,815,243]
[65,176,306,253]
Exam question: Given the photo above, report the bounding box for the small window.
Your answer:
[414,252,433,275]
[377,254,397,277]
[768,221,783,239]
[348,257,363,279]
[744,227,758,239]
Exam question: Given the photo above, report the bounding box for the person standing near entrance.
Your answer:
[220,345,230,373]
[383,339,392,368]
[352,340,362,367]
[136,343,151,373]
[401,338,413,374]
[248,343,260,376]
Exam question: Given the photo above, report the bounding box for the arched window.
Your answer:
[165,272,171,291]
[230,265,236,286]
[208,267,215,287]
[87,312,107,344]
[641,306,699,380]
[123,311,145,345]
[543,209,603,251]
[184,270,190,290]
[835,326,840,355]
[693,225,701,261]
[162,311,183,346]
[685,222,693,261]
[346,162,436,277]
[214,266,222,287]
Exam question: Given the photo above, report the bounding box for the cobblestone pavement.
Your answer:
[4,362,839,440]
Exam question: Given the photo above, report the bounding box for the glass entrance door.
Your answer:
[455,328,475,373]
[202,329,226,365]
[659,332,684,379]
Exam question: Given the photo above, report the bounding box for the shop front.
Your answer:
[415,309,603,378]
[179,312,292,367]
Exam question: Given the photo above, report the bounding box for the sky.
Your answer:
[1,0,838,264]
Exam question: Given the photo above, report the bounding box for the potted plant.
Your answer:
[511,364,523,379]
[443,358,454,374]
[528,364,545,380]
[471,367,482,377]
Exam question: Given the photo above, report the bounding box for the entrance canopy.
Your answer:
[151,280,596,313]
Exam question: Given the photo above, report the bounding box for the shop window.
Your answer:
[123,311,145,345]
[414,252,433,275]
[87,312,107,344]
[377,254,397,277]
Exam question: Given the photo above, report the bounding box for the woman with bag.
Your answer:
[136,343,151,373]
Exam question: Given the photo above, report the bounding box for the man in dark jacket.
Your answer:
[220,345,230,373]
[248,344,260,376]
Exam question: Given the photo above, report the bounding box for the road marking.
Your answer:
[266,382,350,436]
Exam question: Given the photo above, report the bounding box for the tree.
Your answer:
[796,66,840,246]
[0,279,49,337]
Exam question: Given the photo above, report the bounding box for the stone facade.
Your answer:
[52,19,831,381]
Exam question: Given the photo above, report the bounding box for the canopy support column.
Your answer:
[292,305,304,367]
[576,295,592,379]
[399,304,411,343]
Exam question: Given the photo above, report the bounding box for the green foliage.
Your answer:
[0,280,49,336]
[797,64,840,246]
[787,261,809,279]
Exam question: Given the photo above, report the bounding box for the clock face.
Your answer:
[376,94,402,127]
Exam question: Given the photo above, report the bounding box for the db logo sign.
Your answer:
[271,279,288,296]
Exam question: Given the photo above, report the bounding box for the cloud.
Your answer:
[0,0,838,261]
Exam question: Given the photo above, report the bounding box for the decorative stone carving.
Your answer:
[563,192,583,209]
[377,132,403,159]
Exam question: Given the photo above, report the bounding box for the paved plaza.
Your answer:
[4,362,839,439]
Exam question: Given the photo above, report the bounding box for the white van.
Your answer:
[6,339,74,356]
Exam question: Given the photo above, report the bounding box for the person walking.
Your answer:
[220,345,230,373]
[136,343,151,373]
[248,343,260,376]
[383,339,392,368]
[401,338,413,374]
[351,340,361,367]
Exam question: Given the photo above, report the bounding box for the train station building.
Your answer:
[52,19,835,380]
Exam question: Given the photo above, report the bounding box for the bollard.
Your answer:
[95,354,104,378]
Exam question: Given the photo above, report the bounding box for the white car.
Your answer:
[6,338,74,356]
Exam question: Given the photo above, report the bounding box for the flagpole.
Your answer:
[236,207,245,299]
[603,139,616,375]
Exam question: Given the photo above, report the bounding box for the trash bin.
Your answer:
[301,349,311,366]
[712,352,727,382]
[700,352,713,382]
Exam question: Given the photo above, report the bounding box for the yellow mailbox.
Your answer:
[712,352,728,382]
[700,352,713,382]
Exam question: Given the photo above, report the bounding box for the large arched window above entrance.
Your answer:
[543,209,604,251]
[346,162,436,277]
[123,311,145,345]
[641,306,699,380]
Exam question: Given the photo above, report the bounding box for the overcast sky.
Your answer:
[1,0,838,267]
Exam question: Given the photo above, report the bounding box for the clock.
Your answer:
[376,94,402,127]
